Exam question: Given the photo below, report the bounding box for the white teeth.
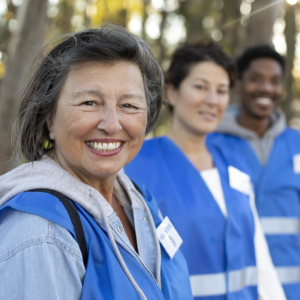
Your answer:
[87,141,122,152]
[256,97,272,105]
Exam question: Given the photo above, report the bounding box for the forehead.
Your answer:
[187,61,229,83]
[245,58,283,77]
[64,61,145,93]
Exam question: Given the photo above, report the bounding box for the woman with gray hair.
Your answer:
[0,24,193,300]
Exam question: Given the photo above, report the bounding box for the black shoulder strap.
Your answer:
[130,180,145,198]
[29,189,88,268]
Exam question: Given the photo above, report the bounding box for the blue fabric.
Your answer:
[207,128,300,300]
[1,190,193,300]
[124,136,258,300]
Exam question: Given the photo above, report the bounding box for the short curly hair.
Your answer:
[237,45,285,79]
[166,40,235,89]
[13,24,164,162]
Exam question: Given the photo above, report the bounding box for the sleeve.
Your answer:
[0,210,85,300]
[249,185,287,300]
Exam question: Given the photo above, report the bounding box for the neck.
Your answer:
[238,106,271,137]
[166,117,213,171]
[49,149,116,204]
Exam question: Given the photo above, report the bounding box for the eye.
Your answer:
[82,101,95,106]
[123,103,138,109]
[250,77,260,83]
[195,85,205,90]
[218,89,229,94]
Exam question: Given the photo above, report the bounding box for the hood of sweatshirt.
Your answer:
[0,155,162,298]
[0,155,123,219]
[215,104,286,164]
[216,103,286,139]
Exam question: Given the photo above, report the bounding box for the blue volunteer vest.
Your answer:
[207,128,300,300]
[0,187,193,300]
[124,136,258,300]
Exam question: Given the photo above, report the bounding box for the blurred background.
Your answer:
[0,0,298,174]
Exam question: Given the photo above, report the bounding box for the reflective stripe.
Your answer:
[276,266,300,284]
[190,267,257,297]
[229,266,257,292]
[190,273,226,296]
[260,218,300,235]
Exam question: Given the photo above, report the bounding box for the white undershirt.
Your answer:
[201,168,227,217]
[200,168,286,300]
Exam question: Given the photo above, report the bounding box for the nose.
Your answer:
[260,80,273,94]
[96,105,122,135]
[204,89,218,106]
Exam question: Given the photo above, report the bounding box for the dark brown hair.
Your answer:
[166,40,235,89]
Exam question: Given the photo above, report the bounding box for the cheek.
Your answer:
[122,112,147,140]
[55,109,95,143]
[217,96,229,120]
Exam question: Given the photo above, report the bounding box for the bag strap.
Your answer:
[30,189,88,268]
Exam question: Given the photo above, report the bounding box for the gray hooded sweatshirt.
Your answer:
[0,155,162,300]
[216,104,286,165]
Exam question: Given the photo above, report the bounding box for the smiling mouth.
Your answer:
[198,111,216,118]
[86,141,122,152]
[255,97,272,105]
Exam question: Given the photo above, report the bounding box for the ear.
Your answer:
[166,84,178,107]
[47,115,55,140]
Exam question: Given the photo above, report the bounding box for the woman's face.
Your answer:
[48,61,147,183]
[168,61,230,135]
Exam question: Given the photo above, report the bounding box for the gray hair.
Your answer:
[13,23,164,162]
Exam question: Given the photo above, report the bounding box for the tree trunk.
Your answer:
[0,0,48,175]
[282,3,296,124]
[246,0,282,46]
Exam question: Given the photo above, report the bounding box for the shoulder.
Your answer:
[207,132,244,146]
[0,208,82,264]
[125,137,163,175]
[138,137,162,155]
[282,127,300,138]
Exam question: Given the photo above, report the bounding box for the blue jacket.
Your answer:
[125,136,258,300]
[207,128,300,300]
[0,187,193,300]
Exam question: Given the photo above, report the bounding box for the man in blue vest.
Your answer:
[208,45,300,300]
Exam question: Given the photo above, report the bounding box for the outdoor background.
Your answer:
[0,0,298,174]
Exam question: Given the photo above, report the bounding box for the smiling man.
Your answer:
[208,45,300,300]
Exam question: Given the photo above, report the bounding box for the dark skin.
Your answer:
[237,58,284,137]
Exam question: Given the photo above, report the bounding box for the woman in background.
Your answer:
[125,41,285,300]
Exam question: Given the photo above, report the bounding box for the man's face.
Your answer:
[239,58,284,119]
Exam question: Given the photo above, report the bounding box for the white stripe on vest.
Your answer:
[260,218,300,235]
[276,266,300,284]
[190,266,257,297]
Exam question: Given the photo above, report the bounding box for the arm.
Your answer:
[0,210,85,300]
[249,186,286,300]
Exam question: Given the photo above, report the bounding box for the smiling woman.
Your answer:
[0,24,193,300]
[125,41,287,300]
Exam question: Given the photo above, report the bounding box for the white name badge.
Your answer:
[228,166,251,195]
[156,216,183,259]
[293,154,300,174]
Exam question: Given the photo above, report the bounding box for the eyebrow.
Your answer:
[249,71,282,78]
[119,94,144,101]
[193,77,229,87]
[72,89,104,98]
[72,90,144,100]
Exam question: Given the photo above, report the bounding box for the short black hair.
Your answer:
[166,40,235,89]
[237,45,285,79]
